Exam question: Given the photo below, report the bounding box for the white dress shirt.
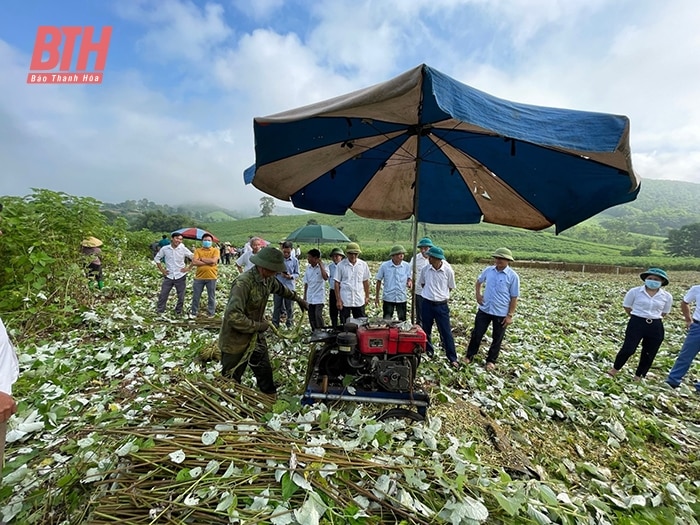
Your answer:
[623,285,673,319]
[334,258,371,307]
[154,244,194,279]
[0,318,19,395]
[419,261,455,302]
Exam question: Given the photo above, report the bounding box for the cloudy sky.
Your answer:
[1,0,698,214]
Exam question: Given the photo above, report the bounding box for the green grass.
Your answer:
[203,212,700,269]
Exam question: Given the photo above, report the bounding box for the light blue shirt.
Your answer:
[328,261,338,283]
[275,255,300,291]
[477,265,520,317]
[375,259,412,303]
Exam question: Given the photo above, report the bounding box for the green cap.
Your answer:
[345,242,362,254]
[640,267,669,286]
[417,237,433,248]
[427,246,445,260]
[330,247,345,258]
[389,244,406,256]
[250,246,287,273]
[491,247,514,261]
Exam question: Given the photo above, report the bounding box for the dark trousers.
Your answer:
[340,306,366,325]
[415,294,424,325]
[466,309,508,364]
[329,290,340,328]
[421,299,457,362]
[382,301,407,321]
[272,294,294,327]
[86,262,103,283]
[156,276,187,314]
[308,304,324,330]
[613,315,664,377]
[221,338,276,394]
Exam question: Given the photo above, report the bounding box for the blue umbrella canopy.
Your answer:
[285,224,350,244]
[244,64,639,233]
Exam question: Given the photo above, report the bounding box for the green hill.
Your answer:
[597,178,700,235]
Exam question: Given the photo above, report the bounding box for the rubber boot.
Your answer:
[98,280,104,290]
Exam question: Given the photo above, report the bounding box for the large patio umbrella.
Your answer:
[172,227,220,243]
[285,224,350,247]
[244,64,639,234]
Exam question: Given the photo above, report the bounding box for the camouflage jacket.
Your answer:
[218,268,299,355]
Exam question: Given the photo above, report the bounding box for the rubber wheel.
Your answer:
[376,407,425,422]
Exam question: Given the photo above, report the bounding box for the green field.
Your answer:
[2,261,699,523]
[204,212,700,270]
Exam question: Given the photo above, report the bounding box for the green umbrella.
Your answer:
[285,224,350,248]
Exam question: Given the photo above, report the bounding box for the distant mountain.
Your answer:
[596,178,700,236]
[102,178,699,237]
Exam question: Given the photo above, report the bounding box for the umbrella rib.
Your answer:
[345,120,420,166]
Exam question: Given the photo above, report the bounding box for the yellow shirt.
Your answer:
[193,247,220,280]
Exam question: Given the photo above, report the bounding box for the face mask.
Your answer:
[645,279,662,290]
[202,240,212,248]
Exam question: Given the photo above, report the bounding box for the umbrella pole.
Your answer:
[410,146,422,325]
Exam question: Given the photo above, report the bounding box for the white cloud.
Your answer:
[2,0,699,216]
[116,0,232,63]
[231,0,285,20]
[213,29,355,114]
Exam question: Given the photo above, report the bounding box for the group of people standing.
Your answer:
[411,239,520,369]
[148,230,700,396]
[153,232,219,318]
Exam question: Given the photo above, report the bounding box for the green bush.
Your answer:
[0,190,129,330]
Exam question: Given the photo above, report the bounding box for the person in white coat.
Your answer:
[1,316,19,471]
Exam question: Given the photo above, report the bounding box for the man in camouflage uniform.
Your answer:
[218,246,308,394]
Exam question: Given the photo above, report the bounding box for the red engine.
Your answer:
[356,324,427,356]
[306,319,426,393]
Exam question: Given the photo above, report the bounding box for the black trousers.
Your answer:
[329,290,340,328]
[382,301,407,321]
[613,315,664,377]
[466,309,508,364]
[340,306,366,324]
[308,304,324,330]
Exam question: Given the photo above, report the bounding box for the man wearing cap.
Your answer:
[328,248,345,328]
[608,268,673,380]
[419,246,458,366]
[154,233,194,316]
[375,245,412,321]
[334,242,371,324]
[465,248,520,370]
[218,247,308,395]
[272,241,300,329]
[303,249,329,330]
[412,237,433,325]
[666,281,700,393]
